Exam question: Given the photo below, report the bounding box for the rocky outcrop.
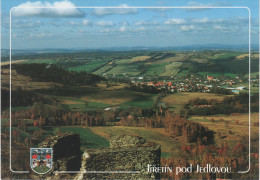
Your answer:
[75,135,161,179]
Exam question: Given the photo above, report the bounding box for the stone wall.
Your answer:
[75,135,161,179]
[38,133,81,172]
[110,134,147,148]
[38,134,161,179]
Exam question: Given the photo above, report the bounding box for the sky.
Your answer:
[1,0,259,49]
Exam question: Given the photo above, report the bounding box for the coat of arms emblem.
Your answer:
[30,148,53,174]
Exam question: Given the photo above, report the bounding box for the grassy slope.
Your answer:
[44,126,109,149]
[68,60,107,73]
[106,59,142,75]
[80,84,157,109]
[58,126,110,149]
[160,62,182,76]
[144,62,170,76]
[188,113,259,147]
[55,96,109,111]
[162,92,233,113]
[119,94,157,109]
[89,126,181,158]
[209,52,243,60]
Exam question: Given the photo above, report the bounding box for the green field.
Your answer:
[68,61,108,73]
[54,96,109,111]
[55,127,110,149]
[197,72,238,78]
[3,106,31,112]
[210,52,243,60]
[119,95,156,109]
[93,65,114,74]
[160,62,182,76]
[64,102,108,111]
[38,83,158,112]
[144,62,170,76]
[106,59,142,75]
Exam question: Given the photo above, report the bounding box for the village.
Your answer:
[104,73,258,95]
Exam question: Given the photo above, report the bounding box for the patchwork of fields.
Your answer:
[9,51,257,78]
[47,83,158,111]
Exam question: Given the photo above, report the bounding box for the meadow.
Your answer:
[188,113,259,147]
[162,92,233,113]
[89,126,181,158]
[68,60,108,73]
[209,52,244,60]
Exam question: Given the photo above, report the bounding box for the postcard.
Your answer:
[1,0,259,179]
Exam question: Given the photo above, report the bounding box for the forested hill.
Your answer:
[11,63,105,85]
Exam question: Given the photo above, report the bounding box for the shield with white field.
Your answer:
[30,148,53,174]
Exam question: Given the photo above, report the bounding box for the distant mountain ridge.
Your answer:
[1,44,258,57]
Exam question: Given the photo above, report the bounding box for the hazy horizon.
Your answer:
[1,0,259,50]
[2,0,258,49]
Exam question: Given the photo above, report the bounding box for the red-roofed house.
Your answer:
[147,82,154,86]
[207,76,214,80]
[155,82,165,86]
[167,82,173,86]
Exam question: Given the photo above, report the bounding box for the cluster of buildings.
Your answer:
[130,75,248,94]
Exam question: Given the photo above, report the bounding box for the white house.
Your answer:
[236,86,246,90]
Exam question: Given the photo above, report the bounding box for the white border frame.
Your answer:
[9,6,251,174]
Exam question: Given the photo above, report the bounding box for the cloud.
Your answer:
[122,21,129,26]
[135,26,146,31]
[95,20,115,27]
[67,19,91,26]
[213,25,224,30]
[180,25,195,31]
[12,19,43,28]
[69,21,78,25]
[165,18,186,25]
[191,17,209,23]
[29,32,53,38]
[100,28,111,33]
[134,20,159,26]
[184,1,232,11]
[119,26,127,32]
[82,19,91,26]
[93,4,138,16]
[12,0,85,18]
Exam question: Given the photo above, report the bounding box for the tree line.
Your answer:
[13,63,105,85]
[1,87,54,109]
[184,93,259,116]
